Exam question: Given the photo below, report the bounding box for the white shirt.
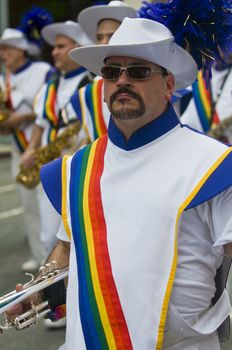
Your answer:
[181,67,232,143]
[35,69,89,146]
[0,61,51,149]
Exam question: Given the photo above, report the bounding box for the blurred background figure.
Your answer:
[67,0,137,143]
[0,7,54,273]
[19,18,93,331]
[19,19,93,270]
[78,0,137,44]
[180,57,232,143]
[20,1,137,261]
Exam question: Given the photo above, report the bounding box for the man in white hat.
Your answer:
[0,27,52,272]
[78,0,137,44]
[20,21,93,260]
[66,1,137,143]
[8,16,232,349]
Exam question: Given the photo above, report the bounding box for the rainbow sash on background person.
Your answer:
[43,77,60,143]
[3,70,29,153]
[71,78,107,141]
[84,79,107,139]
[66,134,133,349]
[12,129,29,153]
[192,70,220,132]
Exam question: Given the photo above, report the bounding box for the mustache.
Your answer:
[110,87,142,104]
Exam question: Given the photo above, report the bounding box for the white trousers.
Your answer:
[11,149,46,262]
[37,183,61,255]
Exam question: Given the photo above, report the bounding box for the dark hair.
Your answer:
[160,66,169,76]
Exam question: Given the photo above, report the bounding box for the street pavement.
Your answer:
[0,153,232,349]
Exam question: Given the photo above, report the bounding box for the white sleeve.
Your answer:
[210,186,232,248]
[34,83,49,129]
[57,221,71,242]
[215,70,232,121]
[191,186,232,256]
[180,99,204,132]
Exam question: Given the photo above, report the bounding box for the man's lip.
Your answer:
[115,93,133,100]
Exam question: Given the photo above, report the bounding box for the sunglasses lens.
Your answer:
[101,65,153,80]
[127,66,151,80]
[101,66,121,80]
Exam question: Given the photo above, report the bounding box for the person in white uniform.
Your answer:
[0,28,52,271]
[67,0,137,142]
[7,7,232,350]
[20,21,93,258]
[180,61,232,143]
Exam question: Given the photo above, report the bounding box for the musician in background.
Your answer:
[19,21,93,329]
[21,4,137,258]
[180,57,232,143]
[20,21,93,257]
[67,0,137,144]
[0,28,52,272]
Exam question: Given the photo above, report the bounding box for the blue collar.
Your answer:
[108,104,180,151]
[63,66,86,79]
[14,60,32,75]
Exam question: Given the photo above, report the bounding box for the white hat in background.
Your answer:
[41,20,94,46]
[0,28,30,52]
[78,0,137,42]
[69,18,197,91]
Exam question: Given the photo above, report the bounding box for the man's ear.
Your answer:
[166,74,175,99]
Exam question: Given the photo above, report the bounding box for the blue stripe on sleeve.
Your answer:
[40,158,62,214]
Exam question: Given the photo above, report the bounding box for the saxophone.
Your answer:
[16,120,82,189]
[0,85,10,122]
[207,116,232,140]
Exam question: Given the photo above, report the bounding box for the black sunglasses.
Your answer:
[101,65,164,81]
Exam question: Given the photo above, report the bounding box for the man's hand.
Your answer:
[21,149,37,168]
[5,284,40,325]
[224,242,232,257]
[0,111,36,130]
[0,112,21,129]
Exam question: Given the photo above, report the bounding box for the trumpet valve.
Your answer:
[14,300,49,330]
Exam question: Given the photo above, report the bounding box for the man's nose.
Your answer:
[116,69,132,86]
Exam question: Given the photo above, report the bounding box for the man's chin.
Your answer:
[111,107,144,120]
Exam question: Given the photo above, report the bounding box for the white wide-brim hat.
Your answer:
[0,28,30,52]
[69,18,197,91]
[78,0,137,42]
[41,20,94,46]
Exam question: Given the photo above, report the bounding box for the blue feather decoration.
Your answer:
[18,6,53,48]
[138,0,232,85]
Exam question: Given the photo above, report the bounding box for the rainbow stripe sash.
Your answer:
[13,129,29,153]
[70,79,107,141]
[85,79,107,138]
[42,77,60,143]
[192,70,219,132]
[3,70,29,153]
[67,134,132,349]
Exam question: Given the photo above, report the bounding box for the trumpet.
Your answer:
[0,261,68,333]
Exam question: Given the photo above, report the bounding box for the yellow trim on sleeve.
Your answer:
[61,155,72,240]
